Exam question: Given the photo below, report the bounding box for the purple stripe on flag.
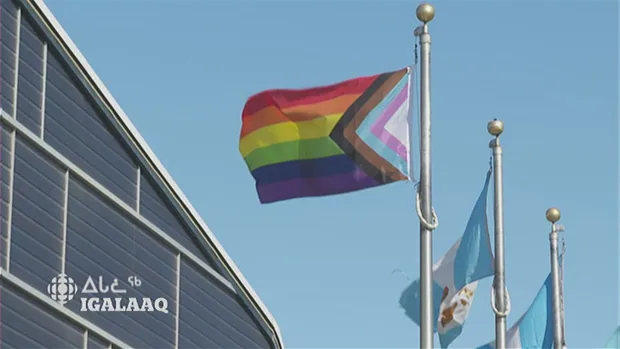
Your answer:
[257,169,379,203]
[369,85,408,159]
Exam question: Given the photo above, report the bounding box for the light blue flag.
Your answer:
[476,274,554,349]
[605,327,620,348]
[399,169,495,348]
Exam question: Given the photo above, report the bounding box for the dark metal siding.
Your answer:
[87,332,111,349]
[9,133,64,292]
[140,173,216,267]
[179,258,272,349]
[1,0,17,111]
[65,177,176,349]
[43,48,138,207]
[1,283,84,349]
[1,125,11,269]
[39,11,219,272]
[0,0,277,348]
[15,10,43,135]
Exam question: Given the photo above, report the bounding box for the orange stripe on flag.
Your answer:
[240,94,360,137]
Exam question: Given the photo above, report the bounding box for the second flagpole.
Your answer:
[488,119,508,349]
[546,207,565,349]
[415,3,435,349]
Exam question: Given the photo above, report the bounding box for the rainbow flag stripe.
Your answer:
[240,67,411,203]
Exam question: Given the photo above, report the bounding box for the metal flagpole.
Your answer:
[488,119,508,349]
[559,238,568,349]
[415,4,436,349]
[546,207,564,349]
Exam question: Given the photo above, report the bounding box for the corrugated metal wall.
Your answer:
[0,0,275,348]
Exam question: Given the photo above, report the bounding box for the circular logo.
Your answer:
[47,274,79,305]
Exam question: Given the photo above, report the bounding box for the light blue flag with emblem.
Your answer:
[399,169,495,348]
[605,327,620,348]
[476,274,554,349]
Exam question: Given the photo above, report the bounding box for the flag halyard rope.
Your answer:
[490,282,512,317]
[416,189,438,230]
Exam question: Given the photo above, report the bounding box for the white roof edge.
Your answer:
[28,0,284,347]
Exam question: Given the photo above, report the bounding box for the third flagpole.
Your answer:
[546,207,564,349]
[488,119,508,349]
[415,3,435,349]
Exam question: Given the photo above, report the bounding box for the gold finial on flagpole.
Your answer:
[487,119,504,137]
[416,3,435,23]
[546,208,561,223]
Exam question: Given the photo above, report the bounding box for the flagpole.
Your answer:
[488,119,507,349]
[560,237,568,349]
[415,4,435,349]
[560,239,568,349]
[546,207,564,349]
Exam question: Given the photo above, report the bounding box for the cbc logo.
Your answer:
[47,274,79,305]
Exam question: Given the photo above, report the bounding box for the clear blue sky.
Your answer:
[47,1,617,348]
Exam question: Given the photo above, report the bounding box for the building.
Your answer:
[0,0,283,348]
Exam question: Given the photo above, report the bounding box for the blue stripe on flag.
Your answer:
[439,326,464,349]
[475,274,554,349]
[453,170,495,290]
[399,279,445,332]
[518,274,554,349]
[359,130,409,176]
[605,327,620,348]
[357,73,409,132]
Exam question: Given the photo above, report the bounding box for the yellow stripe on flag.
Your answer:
[239,113,342,157]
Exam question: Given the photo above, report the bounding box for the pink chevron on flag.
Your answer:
[370,78,410,160]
